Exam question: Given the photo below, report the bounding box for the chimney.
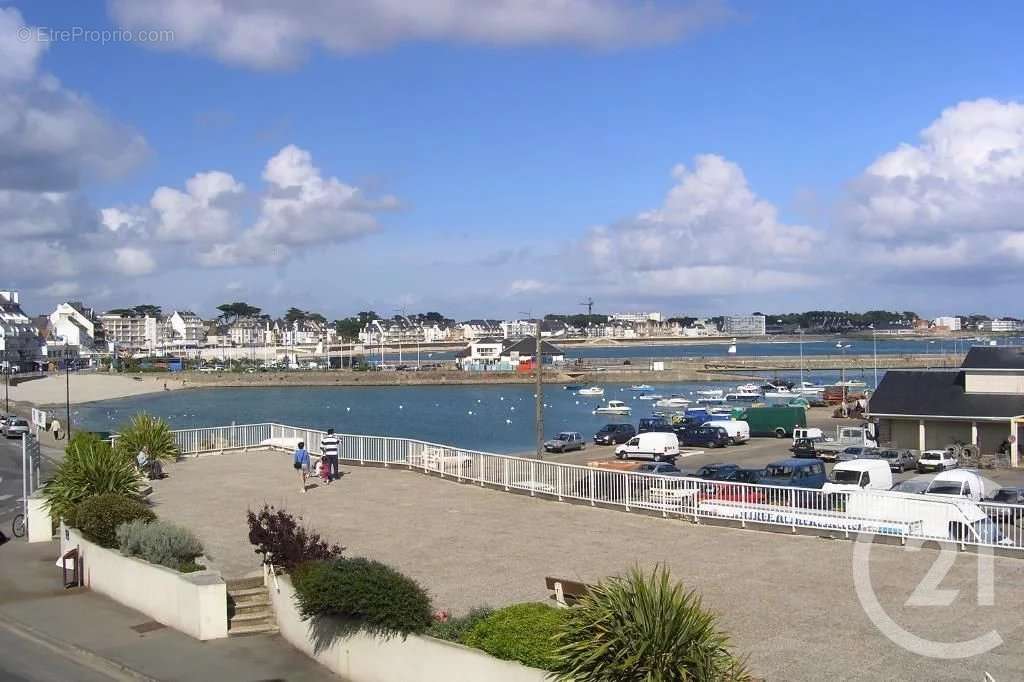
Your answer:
[0,290,19,304]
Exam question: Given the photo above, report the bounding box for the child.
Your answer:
[293,441,310,493]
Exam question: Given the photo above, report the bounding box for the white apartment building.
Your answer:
[169,311,206,344]
[457,320,502,340]
[228,318,267,346]
[979,319,1021,333]
[932,316,962,331]
[610,312,663,323]
[722,314,767,336]
[0,290,43,370]
[98,312,170,351]
[500,320,537,339]
[49,301,99,348]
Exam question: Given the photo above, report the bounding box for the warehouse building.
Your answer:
[868,347,1024,465]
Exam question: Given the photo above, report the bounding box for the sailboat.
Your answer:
[727,338,737,354]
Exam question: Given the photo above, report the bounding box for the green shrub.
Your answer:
[42,439,143,523]
[426,606,494,643]
[292,558,432,637]
[549,565,750,681]
[246,504,343,571]
[74,493,155,548]
[113,413,179,463]
[462,603,568,670]
[116,519,205,571]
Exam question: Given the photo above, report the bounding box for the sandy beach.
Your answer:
[7,372,179,408]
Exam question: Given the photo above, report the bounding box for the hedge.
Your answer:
[462,603,569,670]
[74,493,155,548]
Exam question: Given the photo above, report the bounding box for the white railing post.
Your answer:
[557,466,563,502]
[529,461,535,496]
[589,469,595,506]
[503,459,510,491]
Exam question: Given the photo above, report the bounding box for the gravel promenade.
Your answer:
[150,449,1024,681]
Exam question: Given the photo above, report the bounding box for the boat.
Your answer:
[637,393,664,401]
[695,389,724,398]
[695,396,727,405]
[594,400,631,415]
[630,384,654,392]
[832,379,867,389]
[763,385,799,400]
[563,384,584,391]
[577,386,605,396]
[727,338,737,354]
[654,397,690,409]
[725,391,760,402]
[735,383,761,393]
[796,381,825,396]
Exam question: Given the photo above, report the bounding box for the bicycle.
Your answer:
[12,513,25,538]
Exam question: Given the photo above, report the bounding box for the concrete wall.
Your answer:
[267,573,546,682]
[60,528,228,640]
[924,421,972,450]
[965,372,1024,395]
[978,422,1012,453]
[885,419,921,450]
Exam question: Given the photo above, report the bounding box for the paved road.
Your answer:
[0,431,62,539]
[0,621,125,682]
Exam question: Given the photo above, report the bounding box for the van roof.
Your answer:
[931,469,983,483]
[768,458,819,467]
[833,459,890,472]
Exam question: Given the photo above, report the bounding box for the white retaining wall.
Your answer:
[60,527,228,640]
[268,573,546,682]
[26,493,51,543]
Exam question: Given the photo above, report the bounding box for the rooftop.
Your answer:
[962,346,1024,370]
[868,370,1024,418]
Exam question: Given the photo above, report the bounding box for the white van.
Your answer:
[792,427,825,444]
[701,420,750,444]
[822,460,893,496]
[926,470,990,502]
[615,432,680,463]
[845,490,1011,545]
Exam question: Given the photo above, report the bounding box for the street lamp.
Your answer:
[65,358,71,440]
[837,342,852,417]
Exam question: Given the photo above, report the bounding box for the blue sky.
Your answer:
[3,1,1024,320]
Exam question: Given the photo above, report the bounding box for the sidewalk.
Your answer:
[0,539,339,681]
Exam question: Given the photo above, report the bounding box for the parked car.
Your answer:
[835,446,879,462]
[701,420,750,444]
[692,463,740,480]
[614,432,680,463]
[0,414,9,428]
[790,438,819,458]
[638,417,673,434]
[633,462,682,476]
[677,425,730,448]
[876,448,918,473]
[925,469,989,502]
[890,479,930,494]
[987,487,1024,524]
[4,417,30,439]
[543,432,585,453]
[758,458,827,489]
[593,423,636,445]
[822,460,893,496]
[917,449,958,473]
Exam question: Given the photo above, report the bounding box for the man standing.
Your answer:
[321,428,340,483]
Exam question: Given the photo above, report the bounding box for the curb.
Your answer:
[0,610,161,681]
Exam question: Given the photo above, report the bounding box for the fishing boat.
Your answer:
[695,395,727,406]
[725,390,761,403]
[630,384,655,392]
[796,381,825,396]
[594,400,631,415]
[577,386,605,396]
[735,383,761,393]
[637,393,664,401]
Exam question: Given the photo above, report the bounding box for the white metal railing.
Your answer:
[168,422,1024,553]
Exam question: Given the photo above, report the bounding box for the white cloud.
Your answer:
[508,279,548,296]
[39,281,80,297]
[0,7,47,82]
[582,154,821,294]
[113,247,156,276]
[109,0,732,68]
[149,170,245,241]
[841,98,1024,274]
[198,145,394,265]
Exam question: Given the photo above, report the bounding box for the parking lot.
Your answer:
[537,407,1024,491]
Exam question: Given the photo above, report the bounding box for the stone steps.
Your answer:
[226,577,277,637]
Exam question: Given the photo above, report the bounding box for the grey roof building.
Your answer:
[868,346,1024,463]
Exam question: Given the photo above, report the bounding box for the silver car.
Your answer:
[4,417,30,439]
[544,432,585,453]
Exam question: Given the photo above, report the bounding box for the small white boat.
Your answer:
[727,338,737,354]
[577,386,605,396]
[594,400,631,415]
[696,396,727,405]
[654,397,690,409]
[630,384,654,392]
[695,389,724,398]
[763,385,798,400]
[833,379,867,388]
[797,381,825,396]
[725,391,760,402]
[735,383,761,393]
[637,393,664,401]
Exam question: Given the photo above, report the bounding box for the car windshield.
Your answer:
[878,451,897,459]
[921,452,940,460]
[928,483,963,495]
[994,489,1020,502]
[830,470,862,484]
[555,433,571,440]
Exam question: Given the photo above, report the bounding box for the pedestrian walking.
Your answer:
[294,441,311,493]
[321,428,340,483]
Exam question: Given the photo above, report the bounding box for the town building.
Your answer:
[168,311,206,345]
[932,316,962,332]
[456,319,502,341]
[49,301,102,349]
[228,318,267,346]
[610,312,663,323]
[98,312,149,351]
[0,290,43,371]
[868,346,1024,465]
[979,319,1021,333]
[455,336,564,371]
[500,319,536,339]
[722,315,766,336]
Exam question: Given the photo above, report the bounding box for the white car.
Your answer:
[917,449,958,473]
[4,417,30,439]
[614,432,680,463]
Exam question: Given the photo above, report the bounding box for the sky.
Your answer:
[2,1,1024,321]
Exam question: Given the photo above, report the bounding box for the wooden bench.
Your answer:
[545,576,590,608]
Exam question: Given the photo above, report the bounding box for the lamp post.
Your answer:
[872,326,878,390]
[837,342,852,417]
[535,319,544,460]
[65,359,71,440]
